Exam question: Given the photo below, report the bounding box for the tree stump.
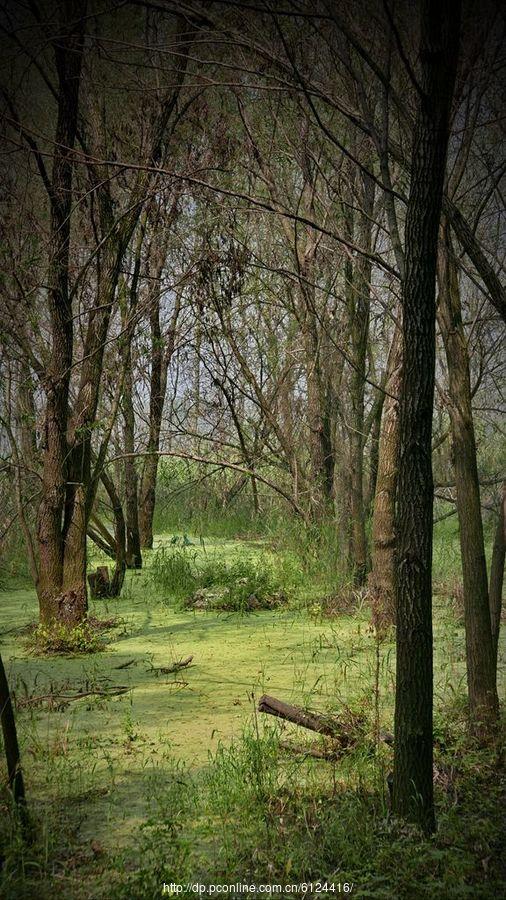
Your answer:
[88,566,111,599]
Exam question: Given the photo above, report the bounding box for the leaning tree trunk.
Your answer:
[438,227,499,736]
[369,326,402,631]
[393,0,460,835]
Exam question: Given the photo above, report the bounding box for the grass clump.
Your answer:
[150,547,290,612]
[150,546,198,599]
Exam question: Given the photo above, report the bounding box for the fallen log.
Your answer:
[258,694,354,738]
[258,694,394,748]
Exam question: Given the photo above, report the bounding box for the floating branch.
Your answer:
[150,655,194,675]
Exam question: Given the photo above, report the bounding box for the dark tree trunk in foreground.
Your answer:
[393,0,461,834]
[0,653,27,823]
[438,228,499,735]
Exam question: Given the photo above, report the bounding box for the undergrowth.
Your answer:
[108,712,506,899]
[25,621,107,656]
[10,703,497,900]
[150,546,298,611]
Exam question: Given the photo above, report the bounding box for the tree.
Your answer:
[438,225,499,736]
[35,0,87,625]
[392,0,461,833]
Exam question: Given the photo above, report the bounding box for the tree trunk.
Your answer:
[99,472,127,597]
[60,238,123,623]
[438,227,499,735]
[36,1,86,626]
[0,652,29,835]
[349,171,375,584]
[123,338,142,568]
[489,482,505,667]
[301,292,334,519]
[139,287,180,549]
[369,326,402,630]
[393,0,460,835]
[365,391,384,520]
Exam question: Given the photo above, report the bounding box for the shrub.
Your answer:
[150,547,289,611]
[26,621,106,655]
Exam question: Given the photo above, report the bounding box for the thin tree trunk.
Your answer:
[369,326,402,630]
[438,227,499,735]
[349,171,375,584]
[121,248,143,570]
[393,0,460,834]
[99,472,127,597]
[489,482,505,667]
[302,318,334,517]
[123,350,142,569]
[139,289,180,548]
[365,392,384,521]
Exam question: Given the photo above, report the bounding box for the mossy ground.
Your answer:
[0,531,504,898]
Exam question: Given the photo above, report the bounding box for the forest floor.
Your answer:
[1,534,505,899]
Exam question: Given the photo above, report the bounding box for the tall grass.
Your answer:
[111,711,505,900]
[149,545,299,611]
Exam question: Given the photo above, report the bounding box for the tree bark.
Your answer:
[121,254,143,570]
[393,0,460,835]
[438,227,499,735]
